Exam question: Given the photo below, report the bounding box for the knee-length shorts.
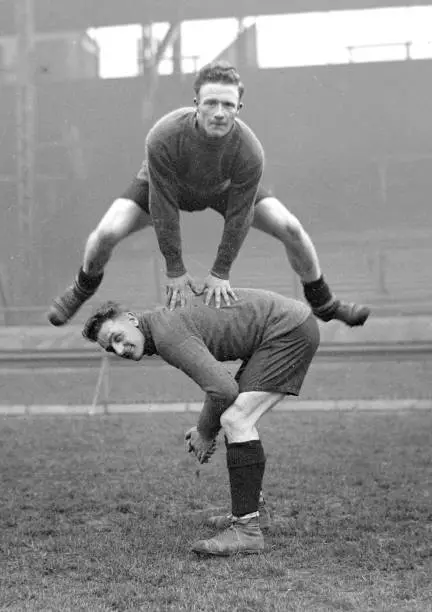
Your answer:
[121,177,272,216]
[235,313,320,396]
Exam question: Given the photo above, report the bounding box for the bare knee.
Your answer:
[279,216,305,245]
[89,225,120,250]
[265,217,304,247]
[90,198,143,248]
[220,406,244,433]
[220,408,251,441]
[220,395,263,441]
[258,198,305,244]
[221,391,284,443]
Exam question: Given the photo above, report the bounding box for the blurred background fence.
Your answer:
[1,0,432,325]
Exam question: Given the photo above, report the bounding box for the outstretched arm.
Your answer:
[147,141,185,278]
[197,393,225,439]
[202,154,263,308]
[158,335,239,440]
[147,141,200,308]
[210,156,263,280]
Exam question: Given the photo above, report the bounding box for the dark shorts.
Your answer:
[234,313,320,396]
[120,177,272,216]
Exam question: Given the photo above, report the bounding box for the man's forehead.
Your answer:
[97,319,115,349]
[199,82,239,101]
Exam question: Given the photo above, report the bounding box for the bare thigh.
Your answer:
[252,197,302,240]
[96,197,152,241]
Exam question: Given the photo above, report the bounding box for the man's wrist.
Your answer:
[166,265,187,278]
[209,269,229,280]
[197,423,220,441]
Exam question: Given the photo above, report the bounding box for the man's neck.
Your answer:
[137,312,157,355]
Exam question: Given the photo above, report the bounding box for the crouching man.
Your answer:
[82,288,320,556]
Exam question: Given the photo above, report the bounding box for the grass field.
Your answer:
[2,410,432,611]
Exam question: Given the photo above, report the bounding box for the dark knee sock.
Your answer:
[303,275,335,309]
[75,267,104,293]
[226,440,266,517]
[226,435,265,504]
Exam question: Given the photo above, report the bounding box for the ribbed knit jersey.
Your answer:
[137,108,264,279]
[138,289,311,416]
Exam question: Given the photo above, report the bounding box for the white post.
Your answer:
[90,354,109,415]
[15,0,36,304]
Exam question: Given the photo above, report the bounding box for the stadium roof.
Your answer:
[1,0,432,35]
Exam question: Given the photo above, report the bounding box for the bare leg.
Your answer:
[83,198,152,276]
[220,391,285,443]
[252,197,370,327]
[252,197,321,283]
[192,392,284,555]
[48,198,152,325]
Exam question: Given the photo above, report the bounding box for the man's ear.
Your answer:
[126,312,139,327]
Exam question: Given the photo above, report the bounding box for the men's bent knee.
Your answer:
[220,410,237,431]
[280,215,304,243]
[94,198,145,244]
[220,410,254,442]
[256,197,305,242]
[220,395,257,433]
[89,226,121,249]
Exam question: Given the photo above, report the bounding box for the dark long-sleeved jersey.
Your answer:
[138,289,311,430]
[137,108,264,279]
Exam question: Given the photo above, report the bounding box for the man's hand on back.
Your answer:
[203,274,237,308]
[165,273,200,311]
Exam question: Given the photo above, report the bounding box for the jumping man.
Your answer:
[49,60,369,326]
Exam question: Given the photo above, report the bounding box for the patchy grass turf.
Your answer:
[2,359,432,405]
[1,411,432,611]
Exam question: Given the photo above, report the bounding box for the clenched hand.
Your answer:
[185,426,217,464]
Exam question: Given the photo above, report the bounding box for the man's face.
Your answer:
[195,82,241,138]
[97,314,145,361]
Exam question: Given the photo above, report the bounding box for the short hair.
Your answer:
[193,60,244,100]
[82,301,124,343]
